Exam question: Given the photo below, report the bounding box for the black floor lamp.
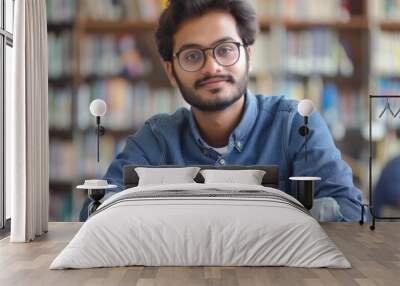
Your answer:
[289,100,321,210]
[77,99,117,216]
[359,95,400,230]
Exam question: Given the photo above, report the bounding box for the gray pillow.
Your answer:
[200,169,266,185]
[135,167,201,186]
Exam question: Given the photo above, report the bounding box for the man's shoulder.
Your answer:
[145,107,190,130]
[254,93,298,114]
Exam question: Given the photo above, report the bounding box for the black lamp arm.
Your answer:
[298,116,310,162]
[95,116,106,162]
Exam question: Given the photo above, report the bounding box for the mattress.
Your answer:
[50,183,351,269]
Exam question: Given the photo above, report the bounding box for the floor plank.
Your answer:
[0,222,399,286]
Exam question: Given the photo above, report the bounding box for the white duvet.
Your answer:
[50,183,351,269]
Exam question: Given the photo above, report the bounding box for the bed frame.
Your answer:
[122,165,280,189]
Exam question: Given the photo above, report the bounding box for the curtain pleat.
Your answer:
[10,0,49,242]
[10,0,27,242]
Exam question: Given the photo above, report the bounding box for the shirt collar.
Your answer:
[188,107,206,148]
[231,89,258,148]
[188,89,259,152]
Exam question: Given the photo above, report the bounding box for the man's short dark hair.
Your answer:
[154,0,258,62]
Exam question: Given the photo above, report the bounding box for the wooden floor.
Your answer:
[0,222,399,286]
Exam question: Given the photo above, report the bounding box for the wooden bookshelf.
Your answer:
[258,17,272,30]
[379,21,400,30]
[78,18,276,33]
[78,19,158,33]
[47,0,400,221]
[49,129,73,140]
[259,17,368,30]
[47,22,74,31]
[80,128,137,138]
[48,77,73,86]
[50,181,74,192]
[283,16,368,30]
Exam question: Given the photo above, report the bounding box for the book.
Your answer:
[281,0,346,21]
[47,0,77,24]
[48,31,73,79]
[369,0,400,21]
[48,86,72,129]
[373,31,400,76]
[81,0,162,21]
[80,34,152,78]
[285,29,354,76]
[76,79,185,131]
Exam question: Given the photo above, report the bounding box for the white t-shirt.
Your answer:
[213,145,229,154]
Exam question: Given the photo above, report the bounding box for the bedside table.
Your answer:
[77,180,117,216]
[289,177,321,210]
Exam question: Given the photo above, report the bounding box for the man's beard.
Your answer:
[172,58,249,112]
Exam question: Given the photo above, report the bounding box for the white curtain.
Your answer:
[7,0,49,242]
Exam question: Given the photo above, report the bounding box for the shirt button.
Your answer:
[219,159,226,165]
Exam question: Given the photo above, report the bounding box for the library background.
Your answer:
[47,0,400,221]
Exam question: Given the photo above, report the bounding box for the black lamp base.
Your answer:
[294,180,315,210]
[289,177,321,210]
[87,189,106,217]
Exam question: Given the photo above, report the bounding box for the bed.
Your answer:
[50,165,350,269]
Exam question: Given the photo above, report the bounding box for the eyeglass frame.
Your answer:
[173,41,247,72]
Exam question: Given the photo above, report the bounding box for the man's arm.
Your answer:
[286,107,363,221]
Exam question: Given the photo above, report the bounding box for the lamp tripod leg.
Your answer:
[369,206,376,231]
[359,204,365,225]
[97,125,100,162]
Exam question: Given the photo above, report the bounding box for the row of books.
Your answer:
[372,31,400,76]
[282,78,365,139]
[251,32,277,75]
[49,193,72,221]
[78,133,126,179]
[46,0,77,24]
[49,132,128,220]
[282,78,400,140]
[48,86,72,129]
[49,184,88,222]
[81,0,162,21]
[369,0,400,20]
[49,139,78,182]
[285,29,354,76]
[49,133,126,182]
[80,35,152,78]
[76,0,365,23]
[248,0,277,19]
[76,79,187,130]
[49,79,188,132]
[280,0,352,22]
[49,191,73,221]
[48,31,73,79]
[49,131,128,221]
[376,78,400,94]
[50,78,373,141]
[248,0,353,21]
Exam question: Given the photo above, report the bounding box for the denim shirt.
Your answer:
[102,90,363,221]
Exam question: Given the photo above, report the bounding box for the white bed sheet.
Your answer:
[50,183,351,269]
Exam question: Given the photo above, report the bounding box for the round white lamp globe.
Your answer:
[90,99,107,117]
[297,99,314,117]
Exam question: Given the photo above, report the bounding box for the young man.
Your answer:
[80,0,362,221]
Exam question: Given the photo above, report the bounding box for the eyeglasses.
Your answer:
[173,41,246,72]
